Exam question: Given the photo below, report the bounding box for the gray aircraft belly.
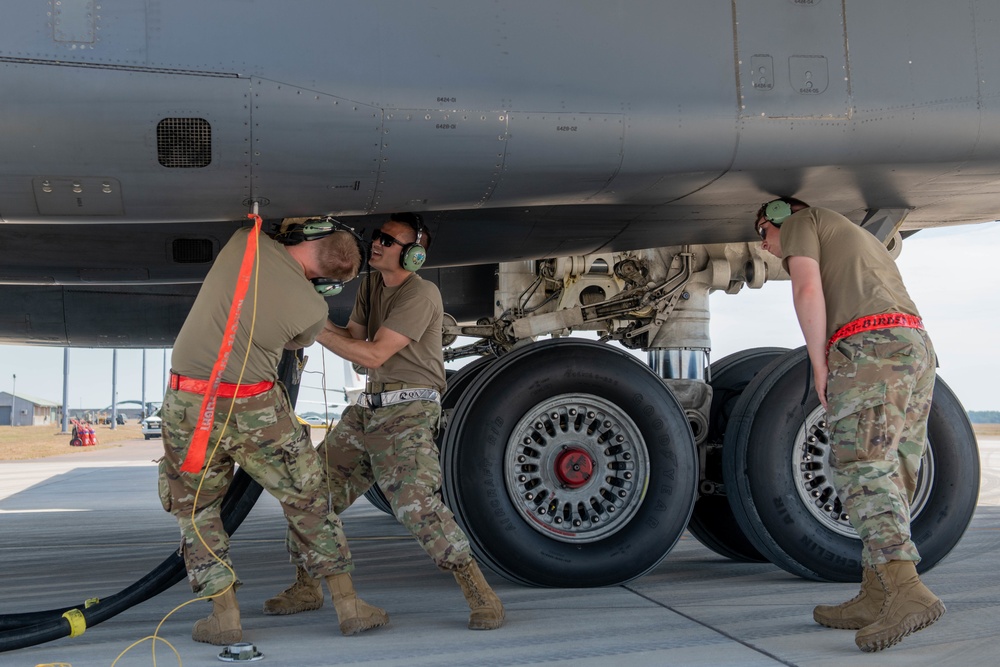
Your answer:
[0,0,999,344]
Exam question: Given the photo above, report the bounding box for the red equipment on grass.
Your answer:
[69,419,95,447]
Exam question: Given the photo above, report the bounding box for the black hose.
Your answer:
[0,350,300,652]
[0,470,263,651]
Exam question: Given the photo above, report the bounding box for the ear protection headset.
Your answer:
[274,216,368,295]
[762,199,793,226]
[398,214,427,272]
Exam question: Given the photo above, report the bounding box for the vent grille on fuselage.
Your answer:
[172,238,215,264]
[157,118,212,168]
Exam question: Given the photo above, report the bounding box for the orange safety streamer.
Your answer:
[180,213,262,473]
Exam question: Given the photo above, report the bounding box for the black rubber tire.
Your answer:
[441,356,495,412]
[361,481,394,515]
[441,338,698,587]
[722,347,980,582]
[686,348,788,563]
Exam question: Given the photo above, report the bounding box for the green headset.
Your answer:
[274,216,368,295]
[397,213,427,272]
[762,199,794,226]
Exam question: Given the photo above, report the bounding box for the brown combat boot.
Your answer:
[813,566,884,629]
[452,559,505,630]
[191,588,242,646]
[855,560,946,652]
[325,573,389,636]
[262,564,324,615]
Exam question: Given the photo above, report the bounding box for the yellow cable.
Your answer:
[112,634,182,667]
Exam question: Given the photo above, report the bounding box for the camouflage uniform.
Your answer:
[826,327,936,568]
[285,399,472,571]
[158,384,354,596]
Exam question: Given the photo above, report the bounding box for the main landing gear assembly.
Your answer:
[426,341,979,587]
[422,241,979,587]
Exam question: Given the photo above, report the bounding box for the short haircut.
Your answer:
[314,231,362,281]
[389,212,432,250]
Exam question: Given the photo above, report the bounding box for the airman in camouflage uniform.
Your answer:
[265,213,504,630]
[756,199,945,652]
[159,222,387,645]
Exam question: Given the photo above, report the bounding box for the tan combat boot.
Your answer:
[192,588,242,646]
[325,572,389,636]
[262,564,324,615]
[855,560,946,652]
[452,559,505,630]
[813,566,884,629]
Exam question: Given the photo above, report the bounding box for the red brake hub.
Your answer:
[555,448,594,488]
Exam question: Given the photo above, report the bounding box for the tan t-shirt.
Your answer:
[351,272,446,392]
[780,207,920,339]
[172,227,327,383]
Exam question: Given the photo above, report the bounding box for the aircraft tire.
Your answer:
[686,348,789,563]
[722,347,980,582]
[362,483,394,515]
[441,338,698,587]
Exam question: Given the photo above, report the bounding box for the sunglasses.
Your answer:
[755,222,767,241]
[373,229,403,248]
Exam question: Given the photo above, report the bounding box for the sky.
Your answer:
[2,221,998,414]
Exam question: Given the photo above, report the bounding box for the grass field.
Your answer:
[2,421,997,462]
[975,423,1000,438]
[0,422,147,461]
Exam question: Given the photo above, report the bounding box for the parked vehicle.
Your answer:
[141,414,162,440]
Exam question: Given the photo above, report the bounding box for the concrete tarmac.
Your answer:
[1,434,998,667]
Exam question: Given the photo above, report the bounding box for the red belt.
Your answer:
[826,313,924,355]
[169,372,274,398]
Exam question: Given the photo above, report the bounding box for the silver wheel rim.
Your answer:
[504,393,650,543]
[792,405,935,538]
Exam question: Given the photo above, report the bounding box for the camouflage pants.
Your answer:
[287,399,471,571]
[826,327,936,568]
[158,385,353,596]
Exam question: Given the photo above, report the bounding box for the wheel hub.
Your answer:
[554,448,594,487]
[504,393,649,544]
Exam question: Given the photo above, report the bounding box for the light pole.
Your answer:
[62,349,70,433]
[111,349,118,430]
[11,373,16,427]
[142,349,147,419]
